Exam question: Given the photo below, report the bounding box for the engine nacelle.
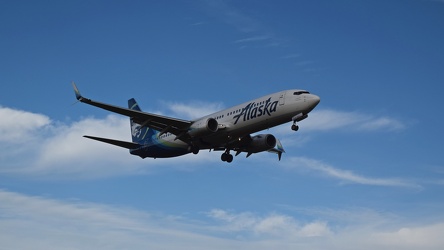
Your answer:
[188,118,218,137]
[246,134,277,153]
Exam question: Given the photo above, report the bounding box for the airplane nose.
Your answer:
[303,94,320,113]
[309,94,320,107]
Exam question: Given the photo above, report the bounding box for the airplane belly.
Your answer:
[130,138,190,158]
[131,144,189,158]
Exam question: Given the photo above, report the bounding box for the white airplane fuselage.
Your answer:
[153,90,319,154]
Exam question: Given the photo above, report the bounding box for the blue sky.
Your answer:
[1,0,444,249]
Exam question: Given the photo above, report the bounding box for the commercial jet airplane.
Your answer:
[72,83,320,163]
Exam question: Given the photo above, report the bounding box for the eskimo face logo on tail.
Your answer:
[131,123,142,138]
[233,97,278,124]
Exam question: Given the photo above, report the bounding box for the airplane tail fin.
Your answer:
[128,98,155,144]
[81,98,153,153]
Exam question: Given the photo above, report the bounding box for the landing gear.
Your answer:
[189,145,199,154]
[221,150,233,163]
[291,113,307,131]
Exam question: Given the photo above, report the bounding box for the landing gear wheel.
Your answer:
[221,153,227,162]
[221,153,233,163]
[227,154,233,163]
[291,124,299,131]
[189,145,199,154]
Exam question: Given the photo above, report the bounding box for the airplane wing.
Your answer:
[72,82,193,138]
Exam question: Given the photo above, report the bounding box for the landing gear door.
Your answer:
[279,92,285,106]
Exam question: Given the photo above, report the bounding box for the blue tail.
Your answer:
[128,98,156,144]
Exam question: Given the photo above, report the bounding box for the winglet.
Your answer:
[268,138,285,161]
[72,81,82,100]
[277,151,283,161]
[276,139,285,161]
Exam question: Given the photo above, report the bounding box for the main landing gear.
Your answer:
[221,150,233,163]
[189,145,199,155]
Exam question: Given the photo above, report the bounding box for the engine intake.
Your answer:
[188,118,218,137]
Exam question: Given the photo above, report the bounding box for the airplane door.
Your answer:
[279,92,285,105]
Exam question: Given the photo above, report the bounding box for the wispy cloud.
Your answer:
[164,101,224,120]
[233,35,271,44]
[207,209,331,238]
[302,109,406,132]
[284,157,421,189]
[2,189,443,250]
[199,0,284,49]
[201,0,260,33]
[0,190,230,250]
[270,109,406,141]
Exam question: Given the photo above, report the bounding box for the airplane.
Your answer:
[72,83,320,163]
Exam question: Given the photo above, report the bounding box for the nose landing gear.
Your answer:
[188,145,200,154]
[291,113,307,131]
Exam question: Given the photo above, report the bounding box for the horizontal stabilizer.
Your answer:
[84,135,141,149]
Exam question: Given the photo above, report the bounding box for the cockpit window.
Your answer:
[294,91,310,95]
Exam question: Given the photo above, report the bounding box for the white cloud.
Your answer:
[207,209,258,232]
[299,221,332,237]
[207,209,332,238]
[165,101,224,120]
[302,109,406,132]
[0,106,51,142]
[34,115,145,178]
[0,190,231,250]
[358,116,405,131]
[0,111,146,178]
[284,157,420,188]
[269,109,406,144]
[374,223,444,248]
[0,106,219,178]
[1,190,444,250]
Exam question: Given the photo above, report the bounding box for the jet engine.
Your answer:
[187,118,218,137]
[245,134,277,153]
